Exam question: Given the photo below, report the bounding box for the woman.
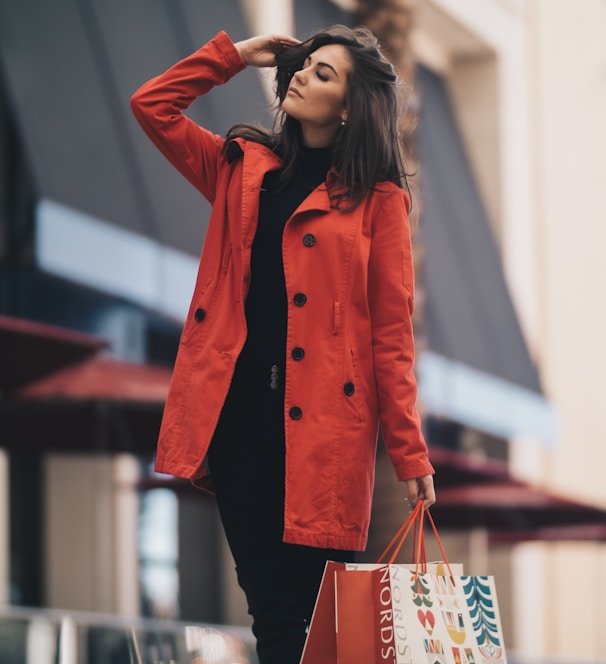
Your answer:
[131,24,435,664]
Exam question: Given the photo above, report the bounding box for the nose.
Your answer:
[293,68,307,85]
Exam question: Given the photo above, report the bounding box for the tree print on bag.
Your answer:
[461,576,506,662]
[411,573,433,607]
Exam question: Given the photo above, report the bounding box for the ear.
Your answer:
[341,110,348,123]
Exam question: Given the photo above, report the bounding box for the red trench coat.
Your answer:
[131,31,434,551]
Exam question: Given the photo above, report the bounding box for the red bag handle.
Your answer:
[376,503,456,584]
[376,501,424,564]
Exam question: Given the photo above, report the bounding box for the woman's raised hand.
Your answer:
[235,34,301,68]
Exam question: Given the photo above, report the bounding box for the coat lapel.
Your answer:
[289,183,333,220]
[241,143,337,237]
[240,142,282,248]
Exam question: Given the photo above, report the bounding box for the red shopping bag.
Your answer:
[300,503,428,664]
[298,560,344,664]
[301,504,508,664]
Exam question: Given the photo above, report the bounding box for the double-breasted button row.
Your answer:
[194,308,206,322]
[290,236,313,415]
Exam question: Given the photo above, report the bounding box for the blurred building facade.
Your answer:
[401,0,606,659]
[0,0,605,661]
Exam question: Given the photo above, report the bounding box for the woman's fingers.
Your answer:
[277,36,302,48]
[405,476,436,509]
[235,34,301,67]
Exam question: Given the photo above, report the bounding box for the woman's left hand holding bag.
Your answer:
[405,475,436,509]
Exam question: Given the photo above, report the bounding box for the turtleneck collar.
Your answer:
[298,143,333,172]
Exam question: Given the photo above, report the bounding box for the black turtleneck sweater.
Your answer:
[214,145,332,439]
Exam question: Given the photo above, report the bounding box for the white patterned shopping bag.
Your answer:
[385,563,507,663]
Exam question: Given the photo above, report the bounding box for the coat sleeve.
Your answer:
[367,188,435,481]
[130,31,246,204]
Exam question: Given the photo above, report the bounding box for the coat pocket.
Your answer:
[333,301,341,335]
[180,275,214,346]
[344,346,365,423]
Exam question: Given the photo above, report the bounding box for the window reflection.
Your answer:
[138,489,179,619]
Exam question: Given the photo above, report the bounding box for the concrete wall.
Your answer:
[528,0,606,657]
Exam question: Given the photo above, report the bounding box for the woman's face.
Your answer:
[282,44,351,145]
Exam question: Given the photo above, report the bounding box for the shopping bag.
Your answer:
[299,560,345,664]
[300,559,461,664]
[301,502,508,664]
[335,563,507,663]
[300,502,458,664]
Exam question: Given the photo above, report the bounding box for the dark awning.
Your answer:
[0,0,270,256]
[414,67,556,443]
[0,315,106,393]
[416,66,539,392]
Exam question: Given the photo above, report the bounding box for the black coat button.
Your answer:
[194,308,206,322]
[344,382,355,396]
[292,347,305,361]
[289,406,303,420]
[303,233,316,247]
[293,292,307,306]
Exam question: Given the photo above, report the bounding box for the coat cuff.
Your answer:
[212,30,247,74]
[393,456,435,481]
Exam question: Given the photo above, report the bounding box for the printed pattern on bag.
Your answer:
[461,576,505,662]
[387,566,507,664]
[433,571,466,646]
[451,647,477,664]
[411,574,433,607]
[424,638,447,664]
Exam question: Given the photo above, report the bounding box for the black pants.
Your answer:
[208,377,354,664]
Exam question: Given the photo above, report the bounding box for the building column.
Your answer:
[44,453,140,615]
[113,454,140,617]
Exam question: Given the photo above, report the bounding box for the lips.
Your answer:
[288,86,303,98]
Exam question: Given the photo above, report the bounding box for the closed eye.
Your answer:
[303,55,338,80]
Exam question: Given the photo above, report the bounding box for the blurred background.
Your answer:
[0,0,605,662]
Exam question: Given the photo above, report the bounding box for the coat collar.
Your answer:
[240,140,334,216]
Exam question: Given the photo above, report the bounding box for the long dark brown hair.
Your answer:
[223,25,410,211]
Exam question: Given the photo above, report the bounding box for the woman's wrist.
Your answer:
[234,42,249,66]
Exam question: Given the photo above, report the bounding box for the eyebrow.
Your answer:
[306,54,340,78]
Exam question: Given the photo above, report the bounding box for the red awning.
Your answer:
[1,355,172,453]
[0,315,107,393]
[429,479,606,542]
[428,446,510,487]
[17,354,172,402]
